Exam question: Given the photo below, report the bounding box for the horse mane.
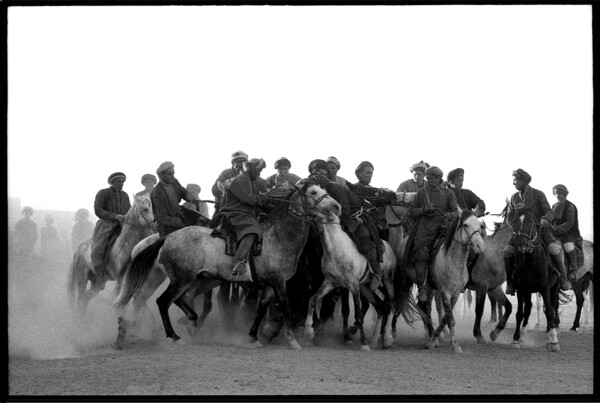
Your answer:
[443,209,473,254]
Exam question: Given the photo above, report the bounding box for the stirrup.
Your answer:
[231,259,248,276]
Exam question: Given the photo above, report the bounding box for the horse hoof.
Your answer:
[453,346,463,354]
[113,340,124,350]
[511,341,521,349]
[550,343,560,352]
[383,336,394,349]
[304,329,314,341]
[289,340,302,350]
[476,337,487,344]
[344,339,355,347]
[570,327,578,332]
[489,330,498,342]
[360,345,371,351]
[173,339,187,346]
[247,340,263,349]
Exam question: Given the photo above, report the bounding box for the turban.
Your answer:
[327,156,341,169]
[186,183,201,193]
[274,157,291,169]
[553,184,569,196]
[231,150,249,164]
[512,168,532,184]
[108,172,126,184]
[447,168,464,182]
[410,160,430,173]
[355,161,374,177]
[425,166,443,177]
[308,159,330,174]
[156,161,174,174]
[246,158,266,171]
[141,173,157,185]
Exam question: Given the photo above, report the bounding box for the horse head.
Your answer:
[510,206,538,253]
[291,181,341,221]
[127,193,155,229]
[454,206,485,254]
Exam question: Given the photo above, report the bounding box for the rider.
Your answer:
[551,184,580,283]
[445,168,486,215]
[135,173,157,197]
[326,156,349,188]
[151,161,205,237]
[310,159,385,291]
[396,160,430,193]
[211,150,248,216]
[91,172,131,285]
[219,158,271,277]
[183,183,210,219]
[265,157,302,191]
[503,169,572,295]
[408,166,457,303]
[71,208,94,252]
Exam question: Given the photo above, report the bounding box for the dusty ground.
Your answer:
[7,250,595,398]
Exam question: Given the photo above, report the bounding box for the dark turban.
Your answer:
[246,158,266,171]
[355,161,374,177]
[231,150,249,164]
[327,156,341,169]
[447,168,464,182]
[425,166,443,177]
[512,169,532,184]
[410,160,430,173]
[156,161,174,174]
[308,159,330,174]
[553,184,569,195]
[275,157,291,169]
[141,173,157,185]
[108,172,126,184]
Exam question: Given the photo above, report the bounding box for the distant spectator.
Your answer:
[183,183,210,218]
[71,208,94,251]
[40,214,60,256]
[14,206,38,259]
[135,173,157,197]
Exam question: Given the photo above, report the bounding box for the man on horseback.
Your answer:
[407,166,457,303]
[326,156,349,188]
[265,157,302,191]
[396,160,430,234]
[211,150,248,216]
[135,173,157,197]
[503,169,572,295]
[550,184,581,283]
[91,172,131,285]
[309,160,385,291]
[151,161,206,237]
[220,158,271,277]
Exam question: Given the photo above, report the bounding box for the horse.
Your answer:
[303,204,400,351]
[394,207,485,352]
[67,194,155,322]
[508,206,563,352]
[115,183,342,350]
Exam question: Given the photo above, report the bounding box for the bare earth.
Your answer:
[7,252,595,398]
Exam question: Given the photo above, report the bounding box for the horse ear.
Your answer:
[472,204,480,216]
[457,205,463,216]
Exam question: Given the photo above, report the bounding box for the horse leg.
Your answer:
[534,293,543,328]
[305,279,335,342]
[487,292,498,324]
[217,282,234,330]
[447,292,463,353]
[271,280,301,350]
[350,288,370,351]
[434,290,450,341]
[512,293,526,348]
[542,286,560,352]
[358,288,385,349]
[489,286,512,342]
[520,293,533,341]
[340,288,352,344]
[248,287,273,348]
[197,289,214,328]
[473,289,487,343]
[156,278,193,344]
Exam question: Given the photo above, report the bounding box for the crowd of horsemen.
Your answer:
[89,151,582,306]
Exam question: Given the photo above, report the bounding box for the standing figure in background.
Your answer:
[71,208,95,252]
[211,150,248,216]
[14,206,38,259]
[91,172,131,286]
[40,214,60,257]
[183,183,210,219]
[135,173,157,197]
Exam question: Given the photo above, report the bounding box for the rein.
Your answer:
[513,214,540,253]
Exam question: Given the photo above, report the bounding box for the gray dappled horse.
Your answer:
[115,183,341,350]
[67,194,155,323]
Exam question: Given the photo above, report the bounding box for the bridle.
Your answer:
[512,212,539,253]
[124,198,155,230]
[454,214,482,246]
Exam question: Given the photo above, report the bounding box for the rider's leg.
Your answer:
[563,242,578,282]
[548,242,572,291]
[503,244,516,295]
[231,233,257,276]
[415,247,430,302]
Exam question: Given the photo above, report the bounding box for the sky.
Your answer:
[7,5,594,240]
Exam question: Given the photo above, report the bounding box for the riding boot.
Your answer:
[566,250,579,282]
[504,258,516,296]
[550,252,572,291]
[231,234,257,276]
[368,255,382,291]
[415,261,429,303]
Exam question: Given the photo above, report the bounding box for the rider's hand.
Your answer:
[540,217,550,226]
[115,214,127,222]
[423,203,435,215]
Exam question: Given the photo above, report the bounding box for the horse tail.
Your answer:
[394,283,421,327]
[114,237,166,308]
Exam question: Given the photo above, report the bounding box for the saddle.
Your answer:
[209,213,263,257]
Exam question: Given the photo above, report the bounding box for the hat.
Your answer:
[274,157,291,169]
[425,166,443,177]
[186,183,201,193]
[246,158,266,171]
[447,168,464,182]
[231,150,249,165]
[410,160,430,173]
[553,184,569,195]
[156,161,175,174]
[141,173,157,185]
[512,168,532,184]
[108,172,126,184]
[327,156,341,169]
[355,161,374,176]
[308,159,330,174]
